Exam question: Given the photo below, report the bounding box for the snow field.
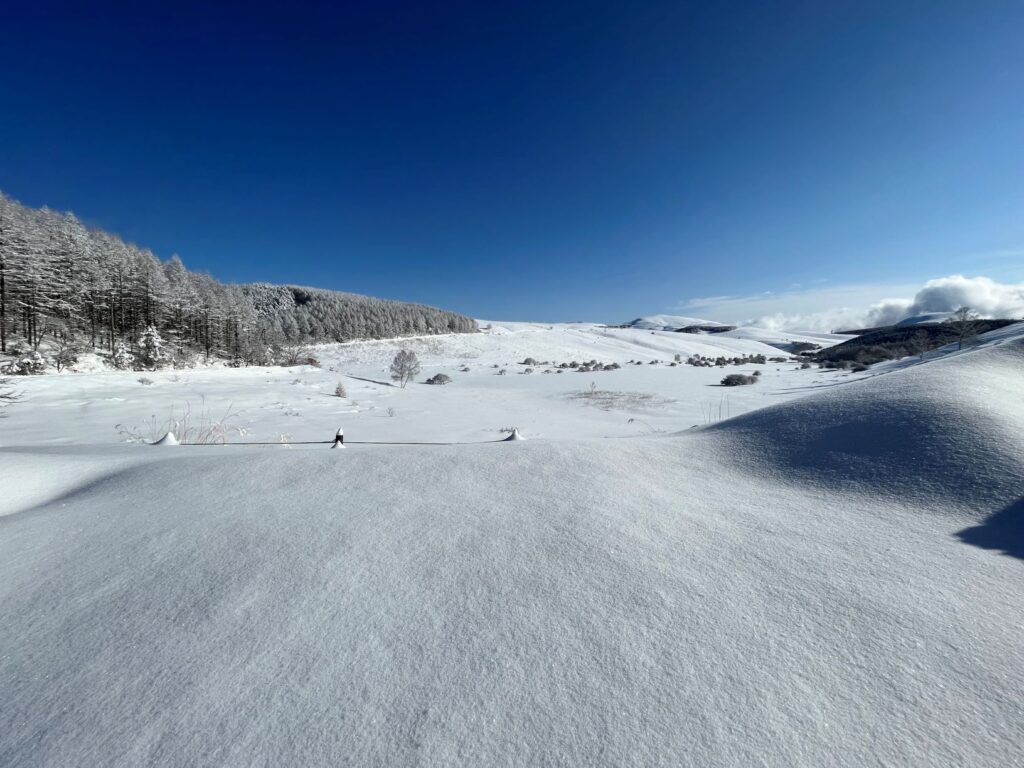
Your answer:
[1,322,857,449]
[1,321,1022,766]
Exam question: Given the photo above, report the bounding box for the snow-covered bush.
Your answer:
[111,342,135,370]
[3,350,47,375]
[278,343,319,367]
[137,377,154,386]
[426,374,452,385]
[53,341,80,372]
[721,374,758,386]
[790,341,820,353]
[334,381,347,398]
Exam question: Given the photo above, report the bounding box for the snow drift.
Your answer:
[704,322,1024,511]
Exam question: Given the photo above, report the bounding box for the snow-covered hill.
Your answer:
[1,321,1021,766]
[716,325,853,350]
[624,314,725,330]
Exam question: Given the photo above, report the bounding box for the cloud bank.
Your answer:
[681,275,1024,332]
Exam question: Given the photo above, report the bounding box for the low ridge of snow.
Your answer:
[717,326,854,350]
[624,314,725,330]
[1,322,1022,766]
[895,311,954,327]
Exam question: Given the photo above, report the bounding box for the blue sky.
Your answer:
[1,1,1022,323]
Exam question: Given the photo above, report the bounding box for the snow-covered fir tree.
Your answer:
[137,325,166,369]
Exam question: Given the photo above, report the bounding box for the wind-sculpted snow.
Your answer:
[704,326,1024,510]
[1,324,1022,767]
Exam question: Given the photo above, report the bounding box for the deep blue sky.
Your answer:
[2,1,1022,322]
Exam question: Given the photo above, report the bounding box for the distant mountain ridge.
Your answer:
[622,314,727,331]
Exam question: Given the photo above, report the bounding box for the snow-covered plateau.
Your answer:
[1,320,1022,767]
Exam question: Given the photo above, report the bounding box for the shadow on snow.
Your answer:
[957,497,1024,561]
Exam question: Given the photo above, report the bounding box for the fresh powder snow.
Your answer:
[1,320,1021,766]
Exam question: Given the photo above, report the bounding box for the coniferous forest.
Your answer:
[0,192,477,371]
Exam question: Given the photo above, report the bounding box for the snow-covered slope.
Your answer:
[895,311,953,326]
[1,323,1022,767]
[624,314,724,330]
[706,322,1024,509]
[717,326,853,350]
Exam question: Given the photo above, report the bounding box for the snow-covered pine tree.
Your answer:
[137,325,166,369]
[111,341,135,370]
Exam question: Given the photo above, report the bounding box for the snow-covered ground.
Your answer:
[0,321,854,449]
[1,321,1022,766]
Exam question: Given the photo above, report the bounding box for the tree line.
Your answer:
[0,191,476,370]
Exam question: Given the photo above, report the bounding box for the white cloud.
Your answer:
[680,275,1024,331]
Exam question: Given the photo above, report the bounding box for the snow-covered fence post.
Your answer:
[332,427,345,448]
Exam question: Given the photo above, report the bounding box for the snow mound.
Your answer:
[705,325,1024,511]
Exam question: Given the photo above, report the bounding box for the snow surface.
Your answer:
[1,321,1022,766]
[0,321,856,450]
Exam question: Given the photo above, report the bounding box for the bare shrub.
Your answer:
[0,378,23,416]
[54,341,81,372]
[945,306,983,350]
[115,399,246,444]
[569,389,673,412]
